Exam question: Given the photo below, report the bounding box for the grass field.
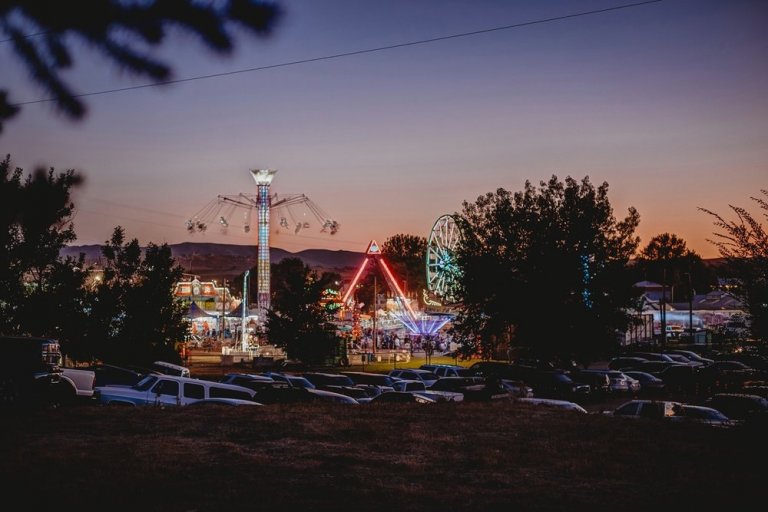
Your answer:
[4,354,760,511]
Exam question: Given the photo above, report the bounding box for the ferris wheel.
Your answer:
[426,214,462,303]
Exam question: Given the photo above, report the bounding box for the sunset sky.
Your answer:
[1,0,766,258]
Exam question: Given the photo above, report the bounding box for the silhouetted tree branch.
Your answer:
[0,0,280,133]
[700,190,768,340]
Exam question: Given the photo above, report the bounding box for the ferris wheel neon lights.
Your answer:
[426,214,462,303]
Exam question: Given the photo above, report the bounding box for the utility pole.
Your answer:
[372,273,377,356]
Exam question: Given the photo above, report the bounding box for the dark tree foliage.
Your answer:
[632,233,716,302]
[355,262,385,314]
[701,191,768,341]
[265,257,341,365]
[0,0,281,133]
[382,233,427,306]
[451,175,641,364]
[87,226,187,365]
[0,154,90,356]
[352,234,426,314]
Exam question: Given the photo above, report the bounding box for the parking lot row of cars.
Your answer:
[33,343,765,428]
[86,360,768,428]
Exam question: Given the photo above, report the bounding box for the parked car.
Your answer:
[677,404,734,428]
[657,364,699,393]
[607,356,648,371]
[500,379,534,398]
[663,353,702,366]
[519,368,591,402]
[340,371,397,393]
[421,364,472,378]
[59,367,97,404]
[304,388,360,404]
[252,386,358,405]
[85,363,145,387]
[470,362,590,401]
[261,372,316,389]
[609,399,684,420]
[467,361,519,379]
[569,369,612,396]
[740,384,768,399]
[186,398,263,407]
[95,374,256,407]
[622,371,667,396]
[391,379,463,402]
[150,361,191,378]
[702,393,768,426]
[368,391,436,404]
[664,349,714,366]
[302,372,357,389]
[697,361,760,391]
[219,373,276,393]
[515,398,588,414]
[388,369,439,387]
[630,361,686,377]
[716,352,768,372]
[302,372,376,402]
[594,370,642,394]
[624,352,676,363]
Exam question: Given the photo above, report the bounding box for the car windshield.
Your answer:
[288,377,315,389]
[675,351,706,361]
[133,375,158,391]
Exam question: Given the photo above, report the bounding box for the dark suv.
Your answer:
[1,336,64,408]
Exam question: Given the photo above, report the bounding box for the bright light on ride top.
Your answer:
[250,169,276,185]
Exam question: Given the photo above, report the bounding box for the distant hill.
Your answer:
[61,242,363,281]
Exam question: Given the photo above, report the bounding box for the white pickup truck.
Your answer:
[60,367,96,403]
[95,374,256,407]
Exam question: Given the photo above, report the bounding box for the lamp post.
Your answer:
[686,272,694,344]
[241,270,250,352]
[660,269,667,350]
[372,273,377,356]
[220,279,227,341]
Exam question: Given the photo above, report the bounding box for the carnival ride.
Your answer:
[342,240,452,339]
[187,193,339,238]
[186,169,339,325]
[425,214,462,306]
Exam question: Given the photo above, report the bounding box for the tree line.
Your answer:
[2,155,765,367]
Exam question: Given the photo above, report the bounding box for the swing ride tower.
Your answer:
[186,169,339,325]
[252,169,275,314]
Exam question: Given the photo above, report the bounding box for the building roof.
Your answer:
[186,301,214,318]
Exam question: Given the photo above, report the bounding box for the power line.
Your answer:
[11,0,663,107]
[73,204,367,249]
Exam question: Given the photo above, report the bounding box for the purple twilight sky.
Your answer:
[1,0,766,258]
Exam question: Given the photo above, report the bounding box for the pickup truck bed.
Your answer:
[60,367,96,401]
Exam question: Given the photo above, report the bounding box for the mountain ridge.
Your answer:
[61,242,364,281]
